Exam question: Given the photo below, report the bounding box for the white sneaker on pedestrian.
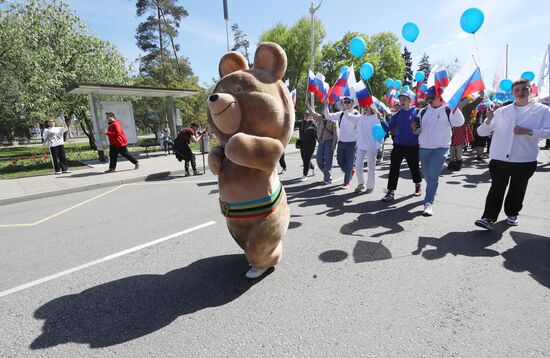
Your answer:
[299,175,307,182]
[507,216,519,226]
[422,203,434,216]
[245,267,268,279]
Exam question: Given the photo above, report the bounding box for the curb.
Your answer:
[0,169,189,206]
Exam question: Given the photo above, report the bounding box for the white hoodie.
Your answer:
[477,101,550,162]
[42,126,68,147]
[353,114,382,151]
[323,108,358,143]
[417,105,464,149]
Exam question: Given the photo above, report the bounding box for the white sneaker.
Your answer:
[299,175,308,182]
[422,203,433,216]
[245,267,268,279]
[507,216,519,226]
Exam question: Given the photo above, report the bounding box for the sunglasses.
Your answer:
[343,100,353,104]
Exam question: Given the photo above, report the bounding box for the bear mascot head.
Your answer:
[207,42,294,279]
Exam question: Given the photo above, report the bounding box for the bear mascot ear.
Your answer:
[252,42,287,81]
[218,51,249,78]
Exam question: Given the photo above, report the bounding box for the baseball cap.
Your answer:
[426,86,437,98]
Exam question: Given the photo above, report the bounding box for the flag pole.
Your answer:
[309,0,322,107]
[223,0,230,52]
[505,44,508,78]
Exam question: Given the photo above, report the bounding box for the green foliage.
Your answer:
[0,0,130,144]
[402,46,413,86]
[259,17,326,116]
[318,31,405,100]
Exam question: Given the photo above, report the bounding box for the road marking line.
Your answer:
[0,185,125,228]
[0,221,216,299]
[125,180,218,186]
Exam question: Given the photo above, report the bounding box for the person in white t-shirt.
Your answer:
[42,118,70,174]
[354,104,383,193]
[474,78,550,230]
[412,86,465,216]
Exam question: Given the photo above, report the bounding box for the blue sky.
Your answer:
[68,0,550,88]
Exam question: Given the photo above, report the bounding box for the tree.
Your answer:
[0,0,130,146]
[231,23,251,68]
[135,0,189,84]
[318,31,405,100]
[418,53,431,79]
[259,17,325,116]
[402,46,413,86]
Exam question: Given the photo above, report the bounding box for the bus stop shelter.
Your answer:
[67,83,198,161]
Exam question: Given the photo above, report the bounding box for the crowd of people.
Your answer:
[291,80,550,228]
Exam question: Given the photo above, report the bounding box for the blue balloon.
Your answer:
[460,8,484,34]
[414,71,425,82]
[349,37,366,58]
[394,80,402,90]
[360,63,374,80]
[385,78,394,88]
[507,95,515,102]
[500,79,513,93]
[495,92,507,101]
[340,66,350,74]
[402,85,410,93]
[394,92,401,97]
[372,124,386,141]
[402,22,419,43]
[420,84,428,92]
[521,71,535,82]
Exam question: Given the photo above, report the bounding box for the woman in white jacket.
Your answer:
[354,104,383,193]
[42,118,69,174]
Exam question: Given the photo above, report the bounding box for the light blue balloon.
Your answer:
[394,80,402,90]
[402,85,410,93]
[372,124,386,141]
[521,71,535,82]
[414,71,425,82]
[500,79,513,93]
[349,37,366,58]
[360,63,374,80]
[340,66,350,74]
[507,95,515,101]
[420,84,428,92]
[495,92,507,101]
[460,8,484,34]
[402,22,419,43]
[385,78,394,88]
[394,92,401,97]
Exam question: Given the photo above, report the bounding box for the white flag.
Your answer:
[537,45,550,101]
[427,63,439,87]
[493,50,507,93]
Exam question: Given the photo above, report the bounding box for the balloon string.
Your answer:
[473,34,482,67]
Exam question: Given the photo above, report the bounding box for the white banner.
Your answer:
[100,101,138,144]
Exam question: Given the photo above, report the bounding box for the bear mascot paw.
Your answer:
[207,42,295,279]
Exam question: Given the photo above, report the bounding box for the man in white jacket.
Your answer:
[475,78,550,230]
[412,86,465,216]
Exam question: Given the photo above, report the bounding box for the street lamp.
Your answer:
[309,0,322,106]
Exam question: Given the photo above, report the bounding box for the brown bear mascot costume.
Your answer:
[207,42,295,279]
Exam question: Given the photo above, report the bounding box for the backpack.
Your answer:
[418,106,451,127]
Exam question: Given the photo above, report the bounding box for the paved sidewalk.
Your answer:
[0,151,210,205]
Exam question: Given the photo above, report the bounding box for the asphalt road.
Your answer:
[1,148,549,357]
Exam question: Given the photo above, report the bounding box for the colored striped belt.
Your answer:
[219,183,283,219]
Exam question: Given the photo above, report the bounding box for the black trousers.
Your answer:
[300,142,316,176]
[482,159,537,221]
[279,153,286,170]
[387,144,422,190]
[109,145,138,170]
[185,154,197,173]
[50,145,68,172]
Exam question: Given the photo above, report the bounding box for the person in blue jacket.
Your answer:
[380,92,422,201]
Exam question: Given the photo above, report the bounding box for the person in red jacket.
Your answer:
[104,112,139,173]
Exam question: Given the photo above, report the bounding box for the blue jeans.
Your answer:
[419,147,449,205]
[316,139,335,181]
[337,141,356,185]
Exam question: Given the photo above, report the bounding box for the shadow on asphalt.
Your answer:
[411,221,509,259]
[30,254,268,350]
[502,232,550,289]
[319,240,392,264]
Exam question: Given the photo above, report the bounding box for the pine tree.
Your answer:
[135,0,190,83]
[418,53,431,79]
[402,46,413,86]
[231,23,251,68]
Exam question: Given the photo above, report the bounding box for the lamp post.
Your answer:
[309,0,322,106]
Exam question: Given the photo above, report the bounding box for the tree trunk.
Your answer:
[79,115,97,150]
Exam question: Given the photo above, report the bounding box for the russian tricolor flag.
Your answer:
[434,68,449,96]
[327,65,355,104]
[307,70,330,102]
[354,80,373,107]
[290,88,297,106]
[416,81,425,100]
[442,58,485,112]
